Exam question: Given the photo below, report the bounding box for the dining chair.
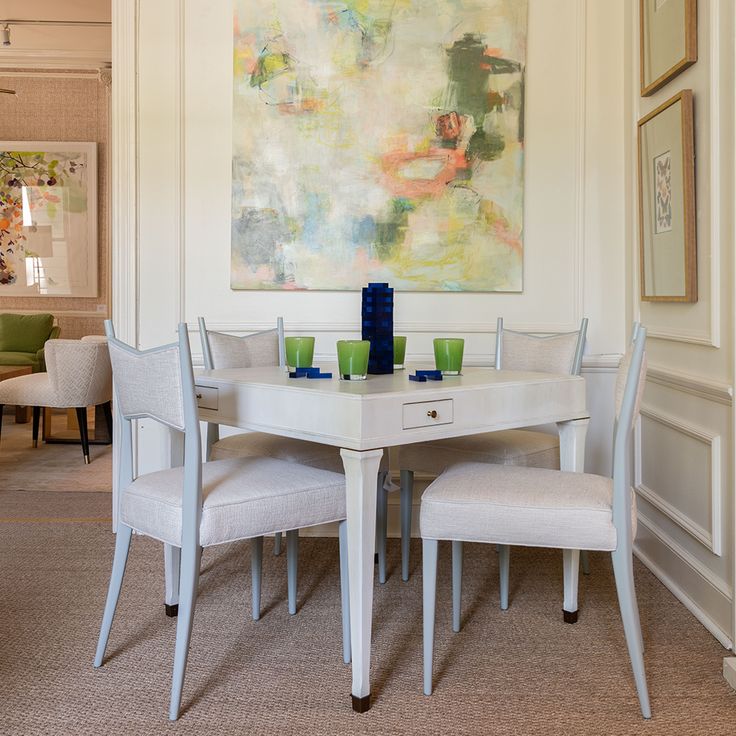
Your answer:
[199,317,390,597]
[421,324,650,718]
[389,318,588,583]
[0,337,112,463]
[94,322,351,721]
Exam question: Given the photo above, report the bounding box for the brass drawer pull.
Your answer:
[427,410,438,418]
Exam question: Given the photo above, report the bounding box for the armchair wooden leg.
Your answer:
[0,404,3,443]
[32,407,41,448]
[102,401,113,441]
[75,407,91,464]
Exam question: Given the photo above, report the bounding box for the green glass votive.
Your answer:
[393,336,407,370]
[433,337,464,376]
[285,336,315,370]
[337,340,370,380]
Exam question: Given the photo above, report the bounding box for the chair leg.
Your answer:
[273,531,283,556]
[75,407,90,464]
[94,524,133,667]
[451,540,462,632]
[32,406,41,448]
[376,471,388,584]
[581,550,590,575]
[611,547,651,718]
[338,520,351,664]
[251,536,263,621]
[102,401,114,441]
[169,543,202,721]
[0,404,4,442]
[286,529,298,615]
[423,538,439,696]
[563,549,580,623]
[400,469,414,581]
[498,544,510,610]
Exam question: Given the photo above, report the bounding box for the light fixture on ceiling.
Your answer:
[0,19,111,48]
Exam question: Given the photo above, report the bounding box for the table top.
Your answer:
[0,365,33,380]
[195,364,584,400]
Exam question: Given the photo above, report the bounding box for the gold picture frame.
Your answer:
[640,0,697,97]
[637,90,696,303]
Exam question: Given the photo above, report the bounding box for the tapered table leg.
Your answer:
[341,448,383,713]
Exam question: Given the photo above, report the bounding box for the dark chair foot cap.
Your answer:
[165,603,179,618]
[352,694,371,713]
[374,552,379,564]
[563,609,578,624]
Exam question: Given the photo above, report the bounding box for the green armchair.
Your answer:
[0,313,59,372]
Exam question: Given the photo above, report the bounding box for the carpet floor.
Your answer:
[1,492,735,735]
[0,418,112,492]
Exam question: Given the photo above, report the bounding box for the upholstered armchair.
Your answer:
[0,312,59,372]
[0,338,112,463]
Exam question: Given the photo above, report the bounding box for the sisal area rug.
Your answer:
[0,420,112,492]
[1,491,735,735]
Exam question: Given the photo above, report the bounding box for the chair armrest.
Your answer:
[49,325,61,340]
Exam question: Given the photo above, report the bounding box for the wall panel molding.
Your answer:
[0,49,111,69]
[635,406,723,555]
[646,365,733,406]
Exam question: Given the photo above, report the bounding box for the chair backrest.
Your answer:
[198,317,285,370]
[494,317,588,375]
[105,320,203,544]
[44,338,112,406]
[611,323,647,550]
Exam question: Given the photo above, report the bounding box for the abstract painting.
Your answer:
[0,142,97,296]
[232,0,527,291]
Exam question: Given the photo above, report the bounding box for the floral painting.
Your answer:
[654,150,672,234]
[0,143,97,296]
[232,0,527,291]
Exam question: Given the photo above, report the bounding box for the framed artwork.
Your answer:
[0,142,98,297]
[637,90,696,303]
[231,0,527,292]
[640,0,697,97]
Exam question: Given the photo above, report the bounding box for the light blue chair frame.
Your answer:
[422,323,650,718]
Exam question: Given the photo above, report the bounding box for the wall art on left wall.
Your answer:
[0,141,98,297]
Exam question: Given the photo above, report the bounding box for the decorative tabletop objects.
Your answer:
[284,336,315,370]
[337,340,370,381]
[361,282,393,375]
[434,338,465,376]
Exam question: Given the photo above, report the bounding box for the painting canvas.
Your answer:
[0,142,97,297]
[232,0,527,291]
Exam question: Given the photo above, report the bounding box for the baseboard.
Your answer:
[634,544,733,650]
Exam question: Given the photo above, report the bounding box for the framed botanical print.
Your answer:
[637,90,696,303]
[0,141,98,297]
[640,0,697,97]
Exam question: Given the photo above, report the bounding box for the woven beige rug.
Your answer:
[0,419,111,492]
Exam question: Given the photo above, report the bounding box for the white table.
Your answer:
[178,364,589,711]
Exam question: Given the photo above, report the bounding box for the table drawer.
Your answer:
[195,385,218,410]
[402,399,453,430]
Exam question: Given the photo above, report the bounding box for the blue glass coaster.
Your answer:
[416,369,443,380]
[307,372,332,379]
[289,367,321,378]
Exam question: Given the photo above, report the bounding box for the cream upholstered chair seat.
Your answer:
[209,432,345,472]
[420,462,636,551]
[400,429,560,478]
[122,456,345,548]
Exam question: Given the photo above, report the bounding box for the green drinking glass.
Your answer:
[284,336,315,370]
[433,337,464,376]
[337,340,370,380]
[393,335,407,370]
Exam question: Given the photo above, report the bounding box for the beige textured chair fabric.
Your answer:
[108,342,185,430]
[420,462,637,551]
[121,456,346,547]
[208,329,279,370]
[210,432,344,473]
[398,430,559,477]
[500,330,580,375]
[0,339,112,408]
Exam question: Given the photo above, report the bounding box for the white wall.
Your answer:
[627,0,734,647]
